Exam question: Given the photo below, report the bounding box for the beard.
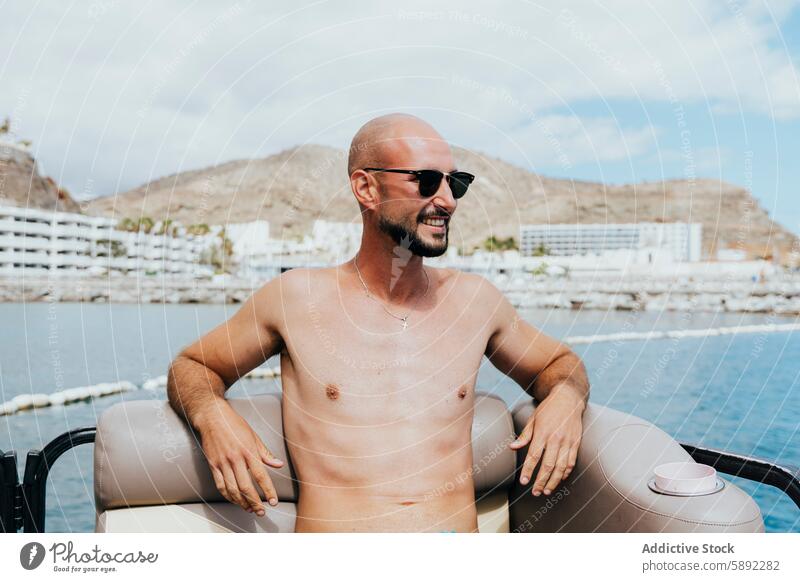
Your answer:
[377,211,449,258]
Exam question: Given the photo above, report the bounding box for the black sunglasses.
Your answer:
[362,168,475,199]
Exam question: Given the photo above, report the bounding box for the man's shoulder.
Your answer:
[249,268,333,327]
[435,268,500,298]
[434,269,507,337]
[262,266,333,294]
[249,267,312,303]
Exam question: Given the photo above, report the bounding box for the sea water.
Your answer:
[0,303,797,533]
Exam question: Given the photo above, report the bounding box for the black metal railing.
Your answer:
[681,443,800,509]
[1,449,21,532]
[19,427,96,533]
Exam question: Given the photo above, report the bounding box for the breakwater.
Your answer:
[2,275,800,314]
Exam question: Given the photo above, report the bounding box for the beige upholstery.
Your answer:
[97,502,297,533]
[97,496,511,534]
[476,490,510,533]
[94,392,764,533]
[95,392,515,532]
[97,495,511,533]
[95,394,298,511]
[508,401,764,533]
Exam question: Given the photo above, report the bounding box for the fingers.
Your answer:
[514,409,583,495]
[519,439,544,486]
[541,445,570,495]
[220,463,247,510]
[249,455,280,507]
[563,442,579,479]
[259,444,285,468]
[531,445,559,496]
[211,453,281,516]
[509,418,534,450]
[232,457,270,516]
[210,466,230,503]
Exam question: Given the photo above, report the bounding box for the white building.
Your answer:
[220,219,348,279]
[519,222,702,262]
[310,220,362,260]
[226,221,271,257]
[224,220,280,277]
[717,247,748,262]
[0,204,214,278]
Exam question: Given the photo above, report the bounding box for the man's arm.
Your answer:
[167,273,289,516]
[167,278,284,430]
[483,287,589,406]
[479,276,590,496]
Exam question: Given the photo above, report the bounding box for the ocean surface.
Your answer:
[0,302,797,533]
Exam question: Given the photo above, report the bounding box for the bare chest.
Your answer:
[279,286,491,425]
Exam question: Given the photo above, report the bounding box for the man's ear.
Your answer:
[351,170,379,210]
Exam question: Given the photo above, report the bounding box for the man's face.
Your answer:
[372,144,458,258]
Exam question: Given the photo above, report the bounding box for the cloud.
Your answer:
[0,0,798,199]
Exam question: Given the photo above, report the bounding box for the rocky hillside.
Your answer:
[0,142,80,213]
[83,144,797,261]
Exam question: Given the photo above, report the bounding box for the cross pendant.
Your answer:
[401,317,408,330]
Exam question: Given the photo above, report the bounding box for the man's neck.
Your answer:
[352,242,427,304]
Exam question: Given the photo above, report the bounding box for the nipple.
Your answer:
[457,386,467,399]
[325,384,340,400]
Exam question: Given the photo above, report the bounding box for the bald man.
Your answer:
[167,113,589,533]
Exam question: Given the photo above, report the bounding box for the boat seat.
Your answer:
[94,392,516,533]
[94,392,764,533]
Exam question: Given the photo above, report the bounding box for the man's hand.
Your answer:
[509,386,585,496]
[198,401,285,516]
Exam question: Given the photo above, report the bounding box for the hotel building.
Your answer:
[0,204,214,277]
[519,222,702,262]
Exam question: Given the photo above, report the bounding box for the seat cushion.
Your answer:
[476,490,510,533]
[96,501,297,533]
[94,394,297,511]
[95,392,516,512]
[98,495,509,533]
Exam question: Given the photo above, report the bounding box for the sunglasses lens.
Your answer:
[413,170,475,198]
[417,171,444,197]
[448,172,474,199]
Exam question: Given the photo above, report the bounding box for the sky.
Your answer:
[1,0,799,233]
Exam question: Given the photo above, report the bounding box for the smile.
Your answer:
[420,217,448,228]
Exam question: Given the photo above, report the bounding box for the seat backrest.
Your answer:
[94,392,516,532]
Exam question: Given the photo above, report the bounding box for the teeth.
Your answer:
[422,218,446,226]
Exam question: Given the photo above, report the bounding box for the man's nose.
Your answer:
[430,176,457,214]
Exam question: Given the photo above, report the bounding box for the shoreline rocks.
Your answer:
[1,275,800,314]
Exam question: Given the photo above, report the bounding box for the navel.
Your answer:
[325,383,340,400]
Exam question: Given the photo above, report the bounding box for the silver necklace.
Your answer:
[353,252,430,330]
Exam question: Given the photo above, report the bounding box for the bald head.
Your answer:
[347,113,450,177]
[347,114,460,258]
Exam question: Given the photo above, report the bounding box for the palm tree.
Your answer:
[117,218,137,232]
[188,223,210,236]
[138,216,154,234]
[157,219,173,235]
[532,243,550,257]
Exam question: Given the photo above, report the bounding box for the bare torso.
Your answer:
[274,265,494,532]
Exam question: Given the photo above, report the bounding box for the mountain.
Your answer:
[84,144,796,261]
[0,142,81,213]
